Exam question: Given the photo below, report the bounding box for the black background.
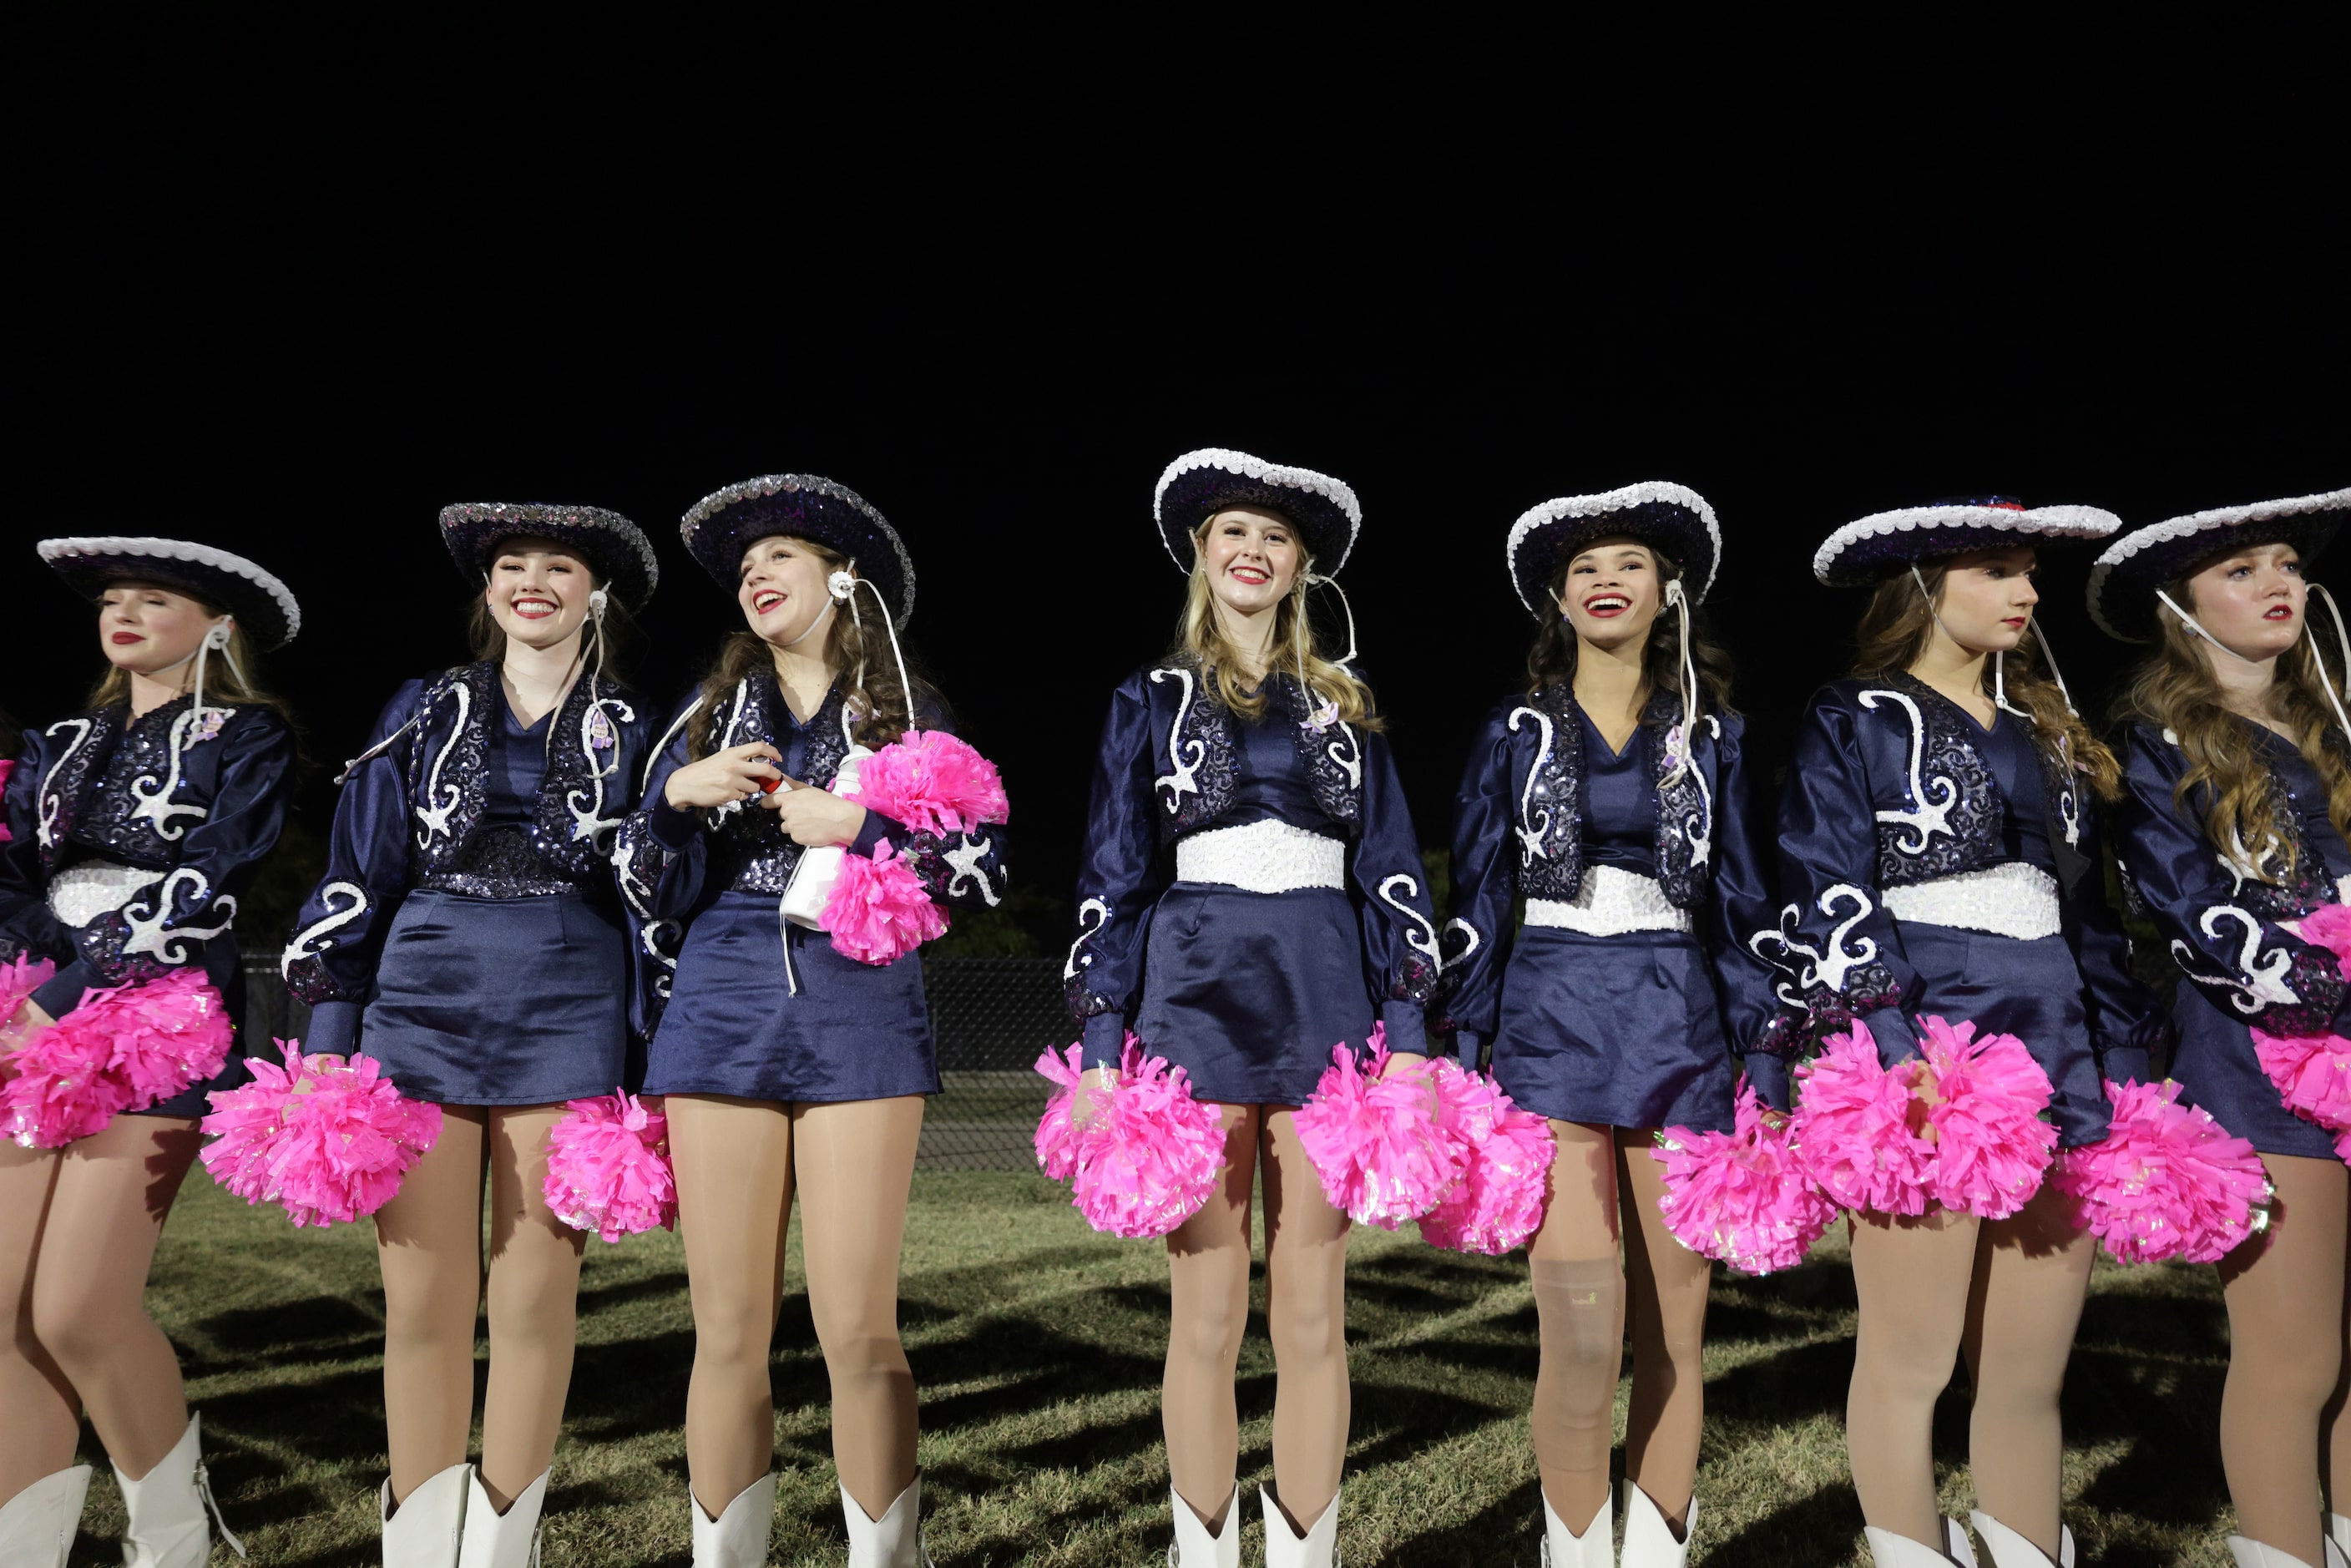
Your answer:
[8,22,2344,941]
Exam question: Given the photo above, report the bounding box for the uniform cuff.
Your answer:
[1079,1010,1128,1070]
[303,999,365,1056]
[1378,1000,1428,1056]
[853,809,907,855]
[1856,1004,1922,1066]
[2095,1044,2152,1089]
[648,797,700,852]
[1741,1052,1792,1112]
[30,961,93,1020]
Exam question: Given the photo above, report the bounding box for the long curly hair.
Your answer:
[1524,544,1737,720]
[1851,562,2121,801]
[686,536,936,761]
[2116,579,2351,879]
[1173,518,1381,731]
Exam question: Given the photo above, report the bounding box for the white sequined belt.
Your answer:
[1884,862,2062,941]
[1525,866,1691,936]
[48,861,164,930]
[1176,820,1347,894]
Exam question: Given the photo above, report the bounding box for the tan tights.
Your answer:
[2217,1152,2350,1564]
[1526,1122,1712,1538]
[0,1116,201,1508]
[1165,1103,1352,1536]
[666,1094,924,1523]
[376,1105,584,1511]
[1845,1181,2094,1560]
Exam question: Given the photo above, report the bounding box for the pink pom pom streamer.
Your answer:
[1652,1081,1838,1274]
[0,757,13,842]
[1,970,235,1149]
[2293,901,2351,976]
[2248,1028,2351,1150]
[1914,1016,2058,1220]
[1293,1026,1468,1229]
[0,953,58,1060]
[544,1092,676,1243]
[1417,1059,1555,1255]
[822,840,948,965]
[1034,1037,1226,1238]
[843,730,1010,838]
[2053,1079,2273,1264]
[1792,1024,1936,1216]
[200,1041,442,1227]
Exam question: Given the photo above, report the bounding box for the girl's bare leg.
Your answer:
[1259,1105,1352,1533]
[1846,1206,1980,1550]
[1527,1120,1625,1536]
[1617,1128,1712,1533]
[0,1143,78,1505]
[376,1107,488,1504]
[477,1105,585,1510]
[1163,1103,1260,1533]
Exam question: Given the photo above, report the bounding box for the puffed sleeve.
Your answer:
[0,728,70,969]
[40,706,293,1017]
[281,682,425,1054]
[1064,673,1170,1069]
[1438,701,1519,1062]
[2112,723,2347,1039]
[1758,690,1919,1077]
[1703,716,1797,1103]
[1350,723,1443,1055]
[2065,788,2170,1085]
[854,704,1010,913]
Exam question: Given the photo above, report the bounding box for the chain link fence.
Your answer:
[238,954,1064,1172]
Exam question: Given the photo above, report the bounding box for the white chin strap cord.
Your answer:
[151,618,240,724]
[1909,565,2075,719]
[1660,579,1700,788]
[2160,584,2351,742]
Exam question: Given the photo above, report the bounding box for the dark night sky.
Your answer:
[8,27,2343,938]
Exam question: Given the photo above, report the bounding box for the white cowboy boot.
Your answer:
[114,1414,243,1568]
[0,1465,91,1568]
[2229,1539,2321,1568]
[380,1463,468,1568]
[1540,1486,1610,1567]
[1620,1480,1692,1567]
[1863,1520,1973,1566]
[1968,1510,2072,1567]
[843,1474,931,1568]
[691,1474,775,1568]
[457,1469,546,1568]
[1261,1485,1339,1568]
[2328,1513,2350,1568]
[1166,1485,1238,1568]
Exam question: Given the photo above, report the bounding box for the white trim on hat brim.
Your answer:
[37,535,303,643]
[678,473,918,627]
[1505,481,1722,612]
[439,502,660,596]
[2086,488,2351,640]
[1812,504,2121,586]
[1153,448,1363,574]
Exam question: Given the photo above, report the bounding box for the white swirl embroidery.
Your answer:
[1377,873,1443,969]
[1149,667,1203,813]
[1750,883,1882,1006]
[1064,897,1110,982]
[1679,716,1718,871]
[944,832,1002,906]
[1442,917,1481,972]
[640,919,680,999]
[709,680,757,823]
[281,882,368,979]
[1325,721,1363,792]
[122,869,237,965]
[412,680,471,851]
[1507,705,1555,865]
[566,695,640,847]
[129,706,215,842]
[1858,689,1959,856]
[2172,904,2300,1014]
[37,718,95,849]
[2058,785,2081,850]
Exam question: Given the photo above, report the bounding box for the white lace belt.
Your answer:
[48,861,165,930]
[1176,820,1347,894]
[1525,866,1691,936]
[1883,862,2062,941]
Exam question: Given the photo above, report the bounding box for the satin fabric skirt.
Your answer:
[362,888,632,1106]
[1879,920,2111,1150]
[645,889,938,1103]
[1489,925,1737,1133]
[2171,979,2339,1159]
[1135,882,1377,1108]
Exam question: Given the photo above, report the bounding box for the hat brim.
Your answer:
[1507,483,1721,616]
[38,537,301,648]
[439,503,660,612]
[1154,449,1361,575]
[1813,505,2121,588]
[2086,489,2351,641]
[680,475,915,626]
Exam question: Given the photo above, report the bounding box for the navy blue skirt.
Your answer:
[361,888,631,1106]
[2172,982,2338,1160]
[1135,882,1376,1107]
[645,890,938,1103]
[1489,926,1737,1133]
[1882,921,2111,1150]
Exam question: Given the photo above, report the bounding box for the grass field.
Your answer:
[59,1168,2247,1565]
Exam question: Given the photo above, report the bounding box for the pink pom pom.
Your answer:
[1417,1059,1556,1255]
[200,1041,442,1227]
[0,970,235,1148]
[2294,902,2351,977]
[1292,1026,1468,1229]
[822,840,948,965]
[2249,1028,2351,1144]
[1651,1081,1838,1274]
[2053,1079,2273,1264]
[543,1092,676,1243]
[844,730,1010,838]
[1792,1024,1936,1216]
[0,757,13,843]
[1914,1016,2058,1220]
[0,953,58,1058]
[1031,1036,1226,1238]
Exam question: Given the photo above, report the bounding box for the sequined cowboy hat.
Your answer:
[1506,482,1722,615]
[2086,488,2351,641]
[679,473,915,626]
[1154,448,1362,575]
[1813,496,2121,588]
[439,502,660,612]
[38,536,302,648]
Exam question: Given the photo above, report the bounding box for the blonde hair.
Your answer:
[1175,516,1380,730]
[83,594,291,721]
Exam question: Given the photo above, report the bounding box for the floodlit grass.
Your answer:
[65,1170,2242,1565]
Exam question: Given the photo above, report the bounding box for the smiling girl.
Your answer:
[1,537,299,1566]
[2092,489,2351,1568]
[281,503,660,1567]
